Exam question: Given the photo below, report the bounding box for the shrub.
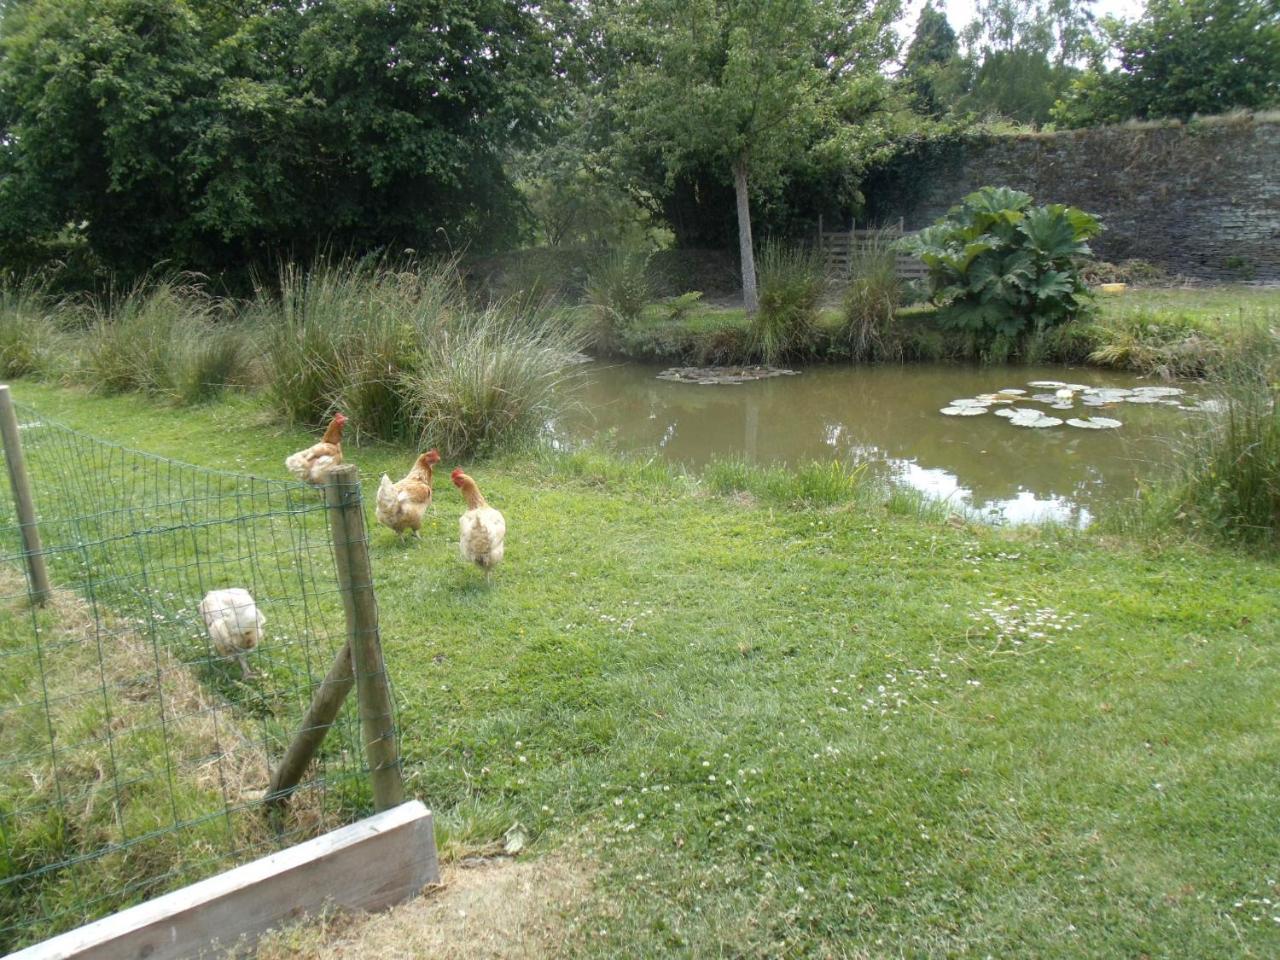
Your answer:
[903,186,1101,344]
[751,241,825,364]
[404,308,586,459]
[840,231,902,361]
[582,250,652,352]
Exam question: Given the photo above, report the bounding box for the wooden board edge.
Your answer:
[7,800,439,960]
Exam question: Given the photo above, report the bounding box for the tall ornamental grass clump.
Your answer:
[260,259,462,435]
[751,240,825,364]
[260,258,585,456]
[405,309,586,459]
[79,278,254,405]
[1106,327,1280,550]
[0,279,65,379]
[582,249,651,353]
[841,231,902,361]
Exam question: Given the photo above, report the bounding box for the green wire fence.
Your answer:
[0,389,400,951]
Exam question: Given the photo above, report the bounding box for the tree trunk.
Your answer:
[732,158,759,315]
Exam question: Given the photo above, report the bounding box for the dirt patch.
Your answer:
[254,853,595,960]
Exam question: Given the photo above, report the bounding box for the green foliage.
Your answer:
[1107,339,1280,553]
[1054,0,1280,126]
[582,250,653,351]
[0,280,64,379]
[840,231,903,360]
[79,279,253,405]
[259,259,583,454]
[602,0,902,310]
[0,0,560,279]
[260,260,460,433]
[904,186,1100,342]
[751,241,826,364]
[405,309,586,460]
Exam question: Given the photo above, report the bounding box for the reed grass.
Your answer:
[840,230,902,361]
[751,241,825,365]
[0,279,64,380]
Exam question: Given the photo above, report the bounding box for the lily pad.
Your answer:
[993,408,1018,418]
[1003,409,1064,427]
[949,398,990,408]
[1132,386,1185,397]
[1027,380,1068,388]
[1066,417,1122,429]
[941,406,987,416]
[997,388,1027,395]
[1124,395,1162,404]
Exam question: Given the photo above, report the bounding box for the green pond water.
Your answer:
[560,362,1206,525]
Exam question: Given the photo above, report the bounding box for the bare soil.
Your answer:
[253,854,595,959]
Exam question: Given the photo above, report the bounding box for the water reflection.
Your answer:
[560,362,1194,525]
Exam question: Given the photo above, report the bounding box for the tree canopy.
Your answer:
[0,0,561,277]
[1054,0,1280,126]
[599,0,902,310]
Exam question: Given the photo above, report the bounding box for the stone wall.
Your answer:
[876,116,1280,282]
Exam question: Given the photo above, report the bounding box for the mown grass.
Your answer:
[5,381,1279,958]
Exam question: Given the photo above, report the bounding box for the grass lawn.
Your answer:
[6,381,1280,957]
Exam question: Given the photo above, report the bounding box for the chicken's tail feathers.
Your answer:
[376,474,396,506]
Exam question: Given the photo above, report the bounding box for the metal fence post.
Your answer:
[0,385,51,605]
[324,464,404,812]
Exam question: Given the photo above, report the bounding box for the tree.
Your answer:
[955,0,1096,125]
[603,0,900,314]
[903,3,965,116]
[0,0,560,278]
[1054,0,1280,125]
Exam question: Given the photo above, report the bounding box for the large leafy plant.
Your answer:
[903,187,1101,338]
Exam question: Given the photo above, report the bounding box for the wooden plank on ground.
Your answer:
[9,800,439,960]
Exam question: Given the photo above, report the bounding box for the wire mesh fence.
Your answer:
[0,397,385,951]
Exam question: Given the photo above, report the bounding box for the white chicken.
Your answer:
[284,412,346,486]
[199,588,266,679]
[450,469,506,580]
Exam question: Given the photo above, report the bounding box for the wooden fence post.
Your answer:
[0,385,51,606]
[324,464,404,812]
[266,644,354,806]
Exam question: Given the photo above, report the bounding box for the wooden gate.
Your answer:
[816,217,929,282]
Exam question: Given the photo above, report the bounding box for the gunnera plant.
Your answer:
[841,230,902,361]
[902,186,1101,350]
[752,240,825,365]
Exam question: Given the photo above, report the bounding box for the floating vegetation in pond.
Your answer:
[1009,411,1063,428]
[655,365,800,384]
[942,380,1194,432]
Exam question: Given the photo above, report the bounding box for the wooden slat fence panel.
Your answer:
[816,219,928,280]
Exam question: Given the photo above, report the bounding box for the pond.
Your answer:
[560,362,1205,525]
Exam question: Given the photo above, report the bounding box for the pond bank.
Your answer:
[588,285,1280,378]
[6,382,1280,958]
